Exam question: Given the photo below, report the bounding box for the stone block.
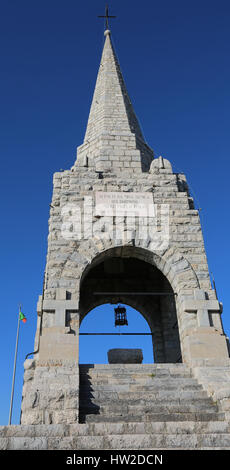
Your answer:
[9,437,48,450]
[51,410,78,424]
[107,349,143,364]
[0,438,8,450]
[48,437,75,450]
[38,333,78,361]
[184,328,230,362]
[20,410,44,425]
[164,433,198,449]
[200,433,230,448]
[74,435,104,449]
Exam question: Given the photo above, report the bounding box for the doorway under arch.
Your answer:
[79,303,154,364]
[79,248,182,363]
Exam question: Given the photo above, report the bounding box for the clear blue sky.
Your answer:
[0,0,230,425]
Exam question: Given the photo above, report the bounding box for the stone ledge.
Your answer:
[1,428,230,450]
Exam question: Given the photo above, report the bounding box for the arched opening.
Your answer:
[79,248,182,363]
[79,303,154,364]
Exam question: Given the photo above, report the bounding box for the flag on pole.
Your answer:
[9,305,27,425]
[19,311,27,323]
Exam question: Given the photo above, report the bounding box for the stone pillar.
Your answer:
[20,297,80,425]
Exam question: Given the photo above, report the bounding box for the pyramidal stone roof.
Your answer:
[74,29,154,173]
[84,30,144,143]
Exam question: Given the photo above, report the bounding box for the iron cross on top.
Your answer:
[98,4,116,30]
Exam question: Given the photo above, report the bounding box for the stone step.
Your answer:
[79,397,219,412]
[79,393,207,404]
[2,421,230,449]
[80,388,209,401]
[80,389,205,398]
[73,432,230,449]
[79,377,201,387]
[79,368,192,376]
[79,403,218,417]
[79,390,215,403]
[79,363,190,369]
[80,394,209,406]
[79,365,192,378]
[79,363,191,371]
[71,420,230,436]
[79,412,225,424]
[79,363,223,429]
[2,421,230,438]
[79,395,214,407]
[1,432,230,450]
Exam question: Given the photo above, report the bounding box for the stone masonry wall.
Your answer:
[46,162,212,302]
[20,157,229,425]
[21,359,79,425]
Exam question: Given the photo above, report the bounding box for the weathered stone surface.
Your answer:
[21,361,79,425]
[108,349,143,364]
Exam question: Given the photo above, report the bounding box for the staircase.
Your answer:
[1,363,230,450]
[76,363,230,449]
[79,364,223,424]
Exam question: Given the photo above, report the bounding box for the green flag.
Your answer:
[19,311,27,323]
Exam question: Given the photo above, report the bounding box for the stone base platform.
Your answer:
[1,421,230,450]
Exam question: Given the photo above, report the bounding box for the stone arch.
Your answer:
[77,239,200,295]
[78,242,199,363]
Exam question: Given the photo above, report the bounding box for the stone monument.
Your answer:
[2,18,230,451]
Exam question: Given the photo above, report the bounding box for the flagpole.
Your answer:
[8,305,21,425]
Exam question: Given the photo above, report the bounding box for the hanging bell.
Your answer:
[114,305,128,327]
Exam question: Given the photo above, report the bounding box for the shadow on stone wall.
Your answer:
[79,365,100,423]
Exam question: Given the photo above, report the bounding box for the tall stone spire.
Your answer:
[84,30,144,143]
[74,29,153,173]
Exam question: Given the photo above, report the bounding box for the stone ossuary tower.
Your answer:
[13,23,230,450]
